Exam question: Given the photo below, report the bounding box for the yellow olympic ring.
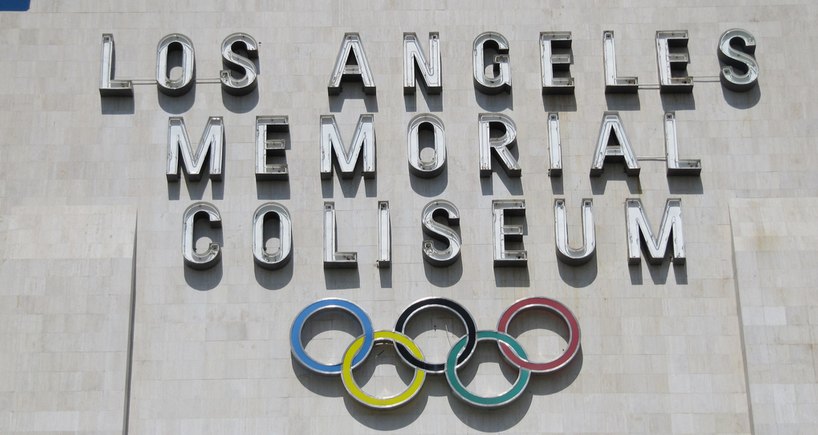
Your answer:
[341,330,427,409]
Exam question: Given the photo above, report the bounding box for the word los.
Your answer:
[99,29,759,96]
[289,297,581,409]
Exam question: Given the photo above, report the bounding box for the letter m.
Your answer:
[166,117,224,181]
[319,114,376,179]
[625,198,685,265]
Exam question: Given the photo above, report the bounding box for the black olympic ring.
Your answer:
[392,297,477,373]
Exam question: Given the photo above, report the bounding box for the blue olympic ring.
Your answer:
[289,298,375,375]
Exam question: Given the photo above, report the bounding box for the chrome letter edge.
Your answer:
[327,33,376,95]
[377,201,391,268]
[166,117,224,182]
[492,200,527,267]
[603,30,638,93]
[664,112,701,176]
[256,116,289,180]
[319,114,376,180]
[220,32,259,96]
[547,113,562,177]
[478,113,520,177]
[554,198,596,265]
[625,198,685,265]
[182,202,222,269]
[473,32,511,94]
[323,202,358,268]
[540,32,574,95]
[156,33,195,97]
[590,112,640,176]
[252,203,292,270]
[407,113,446,178]
[99,33,133,97]
[421,200,461,266]
[656,30,692,93]
[403,32,442,95]
[718,28,759,92]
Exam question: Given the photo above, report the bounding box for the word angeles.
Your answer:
[290,297,581,408]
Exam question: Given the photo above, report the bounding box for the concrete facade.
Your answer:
[0,1,816,433]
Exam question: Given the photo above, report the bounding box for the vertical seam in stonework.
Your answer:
[728,205,755,435]
[122,213,137,435]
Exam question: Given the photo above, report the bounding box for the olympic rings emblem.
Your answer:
[290,296,580,409]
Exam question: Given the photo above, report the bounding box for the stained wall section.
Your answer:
[0,206,136,433]
[731,198,818,434]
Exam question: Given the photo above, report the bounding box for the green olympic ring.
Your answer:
[445,330,531,408]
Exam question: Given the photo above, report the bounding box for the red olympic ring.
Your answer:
[496,297,581,373]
